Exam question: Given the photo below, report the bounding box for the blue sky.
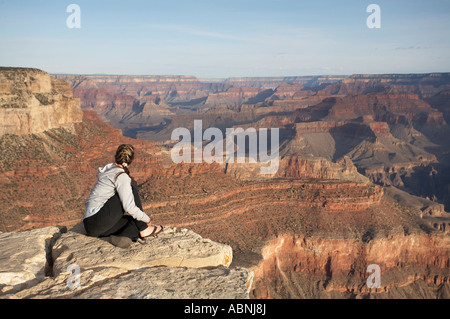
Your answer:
[0,0,449,77]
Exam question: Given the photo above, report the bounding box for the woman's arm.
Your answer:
[115,173,150,223]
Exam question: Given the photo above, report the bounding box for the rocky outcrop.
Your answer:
[276,154,370,183]
[0,224,253,299]
[0,226,63,291]
[222,152,369,184]
[0,68,82,136]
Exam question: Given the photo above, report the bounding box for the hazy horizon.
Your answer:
[2,65,450,79]
[47,71,449,79]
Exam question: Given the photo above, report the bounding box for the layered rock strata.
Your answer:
[0,68,82,136]
[252,232,449,299]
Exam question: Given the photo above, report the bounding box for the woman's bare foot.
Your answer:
[140,225,163,238]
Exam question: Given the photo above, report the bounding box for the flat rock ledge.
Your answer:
[0,224,253,299]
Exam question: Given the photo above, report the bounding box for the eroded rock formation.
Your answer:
[0,68,82,136]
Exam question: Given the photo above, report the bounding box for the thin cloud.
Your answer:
[395,46,432,50]
[149,24,255,42]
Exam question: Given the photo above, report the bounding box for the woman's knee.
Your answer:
[83,217,101,237]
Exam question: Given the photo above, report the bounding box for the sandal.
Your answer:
[152,225,164,237]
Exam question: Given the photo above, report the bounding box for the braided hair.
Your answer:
[114,144,135,178]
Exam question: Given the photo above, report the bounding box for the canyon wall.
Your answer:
[0,68,82,136]
[252,232,449,298]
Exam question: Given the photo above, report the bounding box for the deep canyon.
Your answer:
[0,67,449,298]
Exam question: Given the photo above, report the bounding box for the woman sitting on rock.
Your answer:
[83,144,163,248]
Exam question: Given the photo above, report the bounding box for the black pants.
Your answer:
[83,184,148,241]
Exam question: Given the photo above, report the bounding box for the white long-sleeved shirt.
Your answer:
[84,163,150,223]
